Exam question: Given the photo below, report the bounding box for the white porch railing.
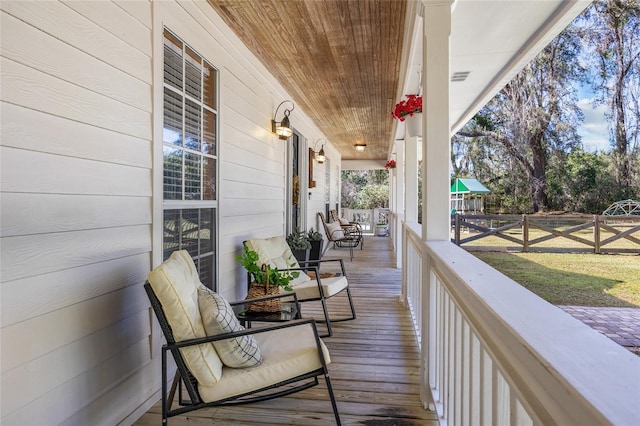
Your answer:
[402,220,640,425]
[342,208,391,233]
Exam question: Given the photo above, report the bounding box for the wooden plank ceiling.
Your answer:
[207,0,407,160]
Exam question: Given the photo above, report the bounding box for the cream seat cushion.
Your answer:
[147,250,223,386]
[291,275,348,301]
[198,322,331,402]
[246,236,349,300]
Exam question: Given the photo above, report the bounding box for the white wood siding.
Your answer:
[1,1,154,424]
[1,0,341,424]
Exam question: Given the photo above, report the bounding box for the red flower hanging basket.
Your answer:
[392,95,422,122]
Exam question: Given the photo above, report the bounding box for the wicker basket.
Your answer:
[246,265,281,313]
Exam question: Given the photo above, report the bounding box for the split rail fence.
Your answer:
[452,214,640,254]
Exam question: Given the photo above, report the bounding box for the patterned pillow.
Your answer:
[197,286,263,368]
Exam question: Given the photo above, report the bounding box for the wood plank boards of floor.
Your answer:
[134,236,439,425]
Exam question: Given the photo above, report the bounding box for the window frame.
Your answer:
[160,27,219,290]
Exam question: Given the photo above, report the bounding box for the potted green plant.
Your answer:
[236,245,298,291]
[286,229,311,263]
[375,222,388,237]
[307,227,324,268]
[236,245,299,312]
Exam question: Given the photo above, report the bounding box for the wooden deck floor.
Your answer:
[134,236,439,425]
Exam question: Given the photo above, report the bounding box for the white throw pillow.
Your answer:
[339,218,350,226]
[326,221,345,240]
[198,286,263,368]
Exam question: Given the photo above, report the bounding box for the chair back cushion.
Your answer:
[326,221,345,240]
[198,286,262,368]
[147,250,223,385]
[245,236,311,285]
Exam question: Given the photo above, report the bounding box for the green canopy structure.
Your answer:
[602,199,640,216]
[450,178,490,214]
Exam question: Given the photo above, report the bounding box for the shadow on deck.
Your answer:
[134,236,438,425]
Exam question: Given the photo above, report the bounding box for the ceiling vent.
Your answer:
[451,71,470,82]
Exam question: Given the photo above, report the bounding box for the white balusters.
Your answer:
[400,223,639,425]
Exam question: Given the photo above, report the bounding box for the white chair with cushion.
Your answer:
[245,236,357,337]
[145,250,340,425]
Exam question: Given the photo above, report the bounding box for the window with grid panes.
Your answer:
[163,29,217,289]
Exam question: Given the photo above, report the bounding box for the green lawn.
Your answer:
[472,252,640,307]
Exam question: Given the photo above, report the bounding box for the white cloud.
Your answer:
[577,98,609,152]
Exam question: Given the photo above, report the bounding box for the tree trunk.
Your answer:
[530,134,550,212]
[613,26,630,196]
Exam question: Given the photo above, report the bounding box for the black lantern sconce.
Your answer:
[271,100,295,140]
[313,139,326,164]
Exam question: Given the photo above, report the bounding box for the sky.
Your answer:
[576,83,610,152]
[577,97,609,152]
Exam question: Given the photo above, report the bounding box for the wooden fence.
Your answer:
[452,214,640,254]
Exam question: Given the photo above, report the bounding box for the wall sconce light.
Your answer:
[271,100,295,140]
[355,143,366,152]
[313,139,326,164]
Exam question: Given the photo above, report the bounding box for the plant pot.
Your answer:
[246,282,281,312]
[308,240,324,268]
[291,248,310,264]
[376,225,388,237]
[405,112,422,137]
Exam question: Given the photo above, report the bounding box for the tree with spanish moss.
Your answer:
[456,26,585,212]
[579,0,640,198]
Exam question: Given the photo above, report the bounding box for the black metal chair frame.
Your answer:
[242,239,357,338]
[266,261,357,338]
[329,209,365,249]
[144,283,341,425]
[242,259,356,337]
[318,212,363,260]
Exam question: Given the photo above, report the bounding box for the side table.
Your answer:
[234,300,301,328]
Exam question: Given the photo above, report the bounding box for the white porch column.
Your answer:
[422,0,452,242]
[404,136,419,223]
[394,141,405,268]
[420,0,453,412]
[390,162,396,213]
